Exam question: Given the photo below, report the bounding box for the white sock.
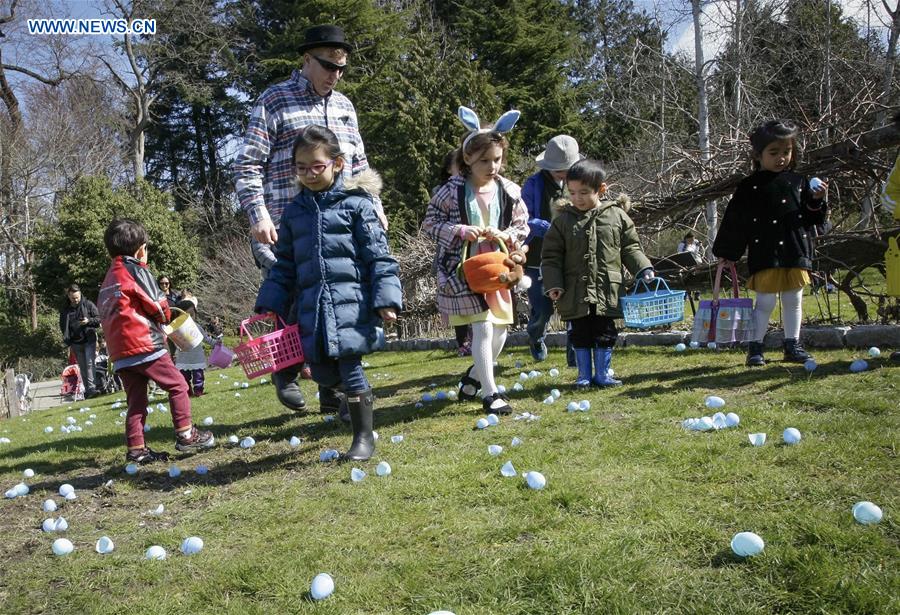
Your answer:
[490,325,507,363]
[781,288,803,339]
[470,321,498,399]
[752,292,777,342]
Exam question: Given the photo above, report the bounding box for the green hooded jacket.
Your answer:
[541,195,651,320]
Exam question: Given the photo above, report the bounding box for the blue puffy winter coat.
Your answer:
[255,170,403,363]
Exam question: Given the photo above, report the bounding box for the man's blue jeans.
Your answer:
[526,267,554,345]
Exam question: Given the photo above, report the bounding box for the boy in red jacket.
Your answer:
[98,219,214,463]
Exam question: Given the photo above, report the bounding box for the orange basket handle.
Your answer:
[239,312,288,343]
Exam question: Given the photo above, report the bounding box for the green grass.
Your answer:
[1,348,898,614]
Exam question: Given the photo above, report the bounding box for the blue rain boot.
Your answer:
[574,348,592,388]
[592,347,622,387]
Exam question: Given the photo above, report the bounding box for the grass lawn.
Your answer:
[0,347,898,614]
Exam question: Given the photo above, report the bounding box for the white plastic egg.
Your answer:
[868,347,881,358]
[58,484,74,497]
[168,465,181,478]
[145,545,167,560]
[43,499,57,513]
[11,482,29,497]
[350,468,366,482]
[52,538,74,556]
[674,343,686,352]
[486,413,499,426]
[289,436,301,447]
[578,400,590,411]
[708,342,717,350]
[202,416,214,426]
[390,435,404,444]
[447,390,458,400]
[549,368,560,377]
[42,518,56,532]
[852,501,883,525]
[519,373,529,381]
[511,437,522,447]
[705,395,725,409]
[44,426,53,433]
[487,445,503,456]
[748,433,766,446]
[696,417,714,431]
[228,435,239,444]
[475,418,489,430]
[550,389,561,399]
[375,461,392,477]
[240,437,255,449]
[689,341,699,349]
[525,471,546,490]
[319,449,339,462]
[181,536,204,555]
[95,536,115,554]
[54,517,68,531]
[543,396,554,405]
[731,531,764,557]
[310,572,335,601]
[783,427,802,445]
[512,382,524,392]
[23,468,34,479]
[500,461,517,477]
[566,401,579,412]
[725,412,740,427]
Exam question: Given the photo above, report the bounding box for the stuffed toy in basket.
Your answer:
[460,238,530,293]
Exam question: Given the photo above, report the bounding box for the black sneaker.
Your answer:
[175,426,215,453]
[125,447,170,464]
[482,392,512,415]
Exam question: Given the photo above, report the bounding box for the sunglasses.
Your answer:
[311,55,347,74]
[295,159,335,176]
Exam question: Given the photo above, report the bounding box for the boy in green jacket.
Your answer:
[542,160,655,387]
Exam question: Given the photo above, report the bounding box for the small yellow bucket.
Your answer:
[163,307,204,351]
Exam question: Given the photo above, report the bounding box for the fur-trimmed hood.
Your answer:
[343,168,382,198]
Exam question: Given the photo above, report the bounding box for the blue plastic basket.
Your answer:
[620,277,686,329]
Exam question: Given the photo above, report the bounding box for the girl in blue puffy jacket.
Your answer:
[256,125,403,461]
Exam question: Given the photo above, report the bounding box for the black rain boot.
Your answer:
[343,389,375,461]
[318,385,343,414]
[746,341,766,367]
[783,338,811,363]
[272,363,306,412]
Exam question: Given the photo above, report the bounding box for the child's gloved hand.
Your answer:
[547,289,563,301]
[378,308,397,322]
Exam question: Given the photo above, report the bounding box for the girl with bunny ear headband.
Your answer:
[422,105,530,416]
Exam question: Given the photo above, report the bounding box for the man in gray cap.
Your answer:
[233,24,385,415]
[522,135,581,363]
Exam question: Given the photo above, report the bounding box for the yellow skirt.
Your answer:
[450,309,512,326]
[747,268,810,293]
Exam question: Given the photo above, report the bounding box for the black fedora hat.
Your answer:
[298,24,352,54]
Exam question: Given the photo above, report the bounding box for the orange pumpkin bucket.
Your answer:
[460,238,510,294]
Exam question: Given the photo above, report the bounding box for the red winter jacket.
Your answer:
[98,256,171,362]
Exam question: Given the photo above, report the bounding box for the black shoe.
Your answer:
[482,392,512,415]
[458,365,481,401]
[891,351,900,363]
[318,386,343,414]
[783,338,811,363]
[342,389,375,461]
[272,365,307,412]
[746,341,766,367]
[126,447,170,464]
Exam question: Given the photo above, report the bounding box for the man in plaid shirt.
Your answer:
[233,24,386,414]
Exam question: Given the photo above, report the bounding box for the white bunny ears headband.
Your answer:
[458,106,521,152]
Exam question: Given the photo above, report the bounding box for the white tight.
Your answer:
[751,288,803,341]
[470,321,507,398]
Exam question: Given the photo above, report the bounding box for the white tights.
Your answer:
[751,288,803,341]
[470,321,507,400]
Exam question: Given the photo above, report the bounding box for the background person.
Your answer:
[58,283,101,399]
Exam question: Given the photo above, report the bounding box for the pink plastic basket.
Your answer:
[208,342,236,369]
[234,313,304,379]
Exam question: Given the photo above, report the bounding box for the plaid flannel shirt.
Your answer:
[233,70,378,228]
[422,175,529,316]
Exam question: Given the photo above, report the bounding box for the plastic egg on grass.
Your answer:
[390,434,404,444]
[241,382,249,389]
[783,427,802,445]
[375,461,392,477]
[310,572,335,601]
[289,436,301,448]
[528,370,539,379]
[202,416,214,426]
[52,538,74,556]
[10,482,29,497]
[228,435,239,445]
[850,359,868,373]
[323,415,335,423]
[705,395,725,409]
[606,368,615,378]
[550,389,561,400]
[143,424,152,432]
[500,461,517,477]
[64,492,77,501]
[54,517,68,531]
[486,413,500,426]
[748,433,766,447]
[168,465,182,478]
[319,449,339,462]
[240,437,255,449]
[868,347,881,358]
[475,418,489,430]
[447,390,458,401]
[436,391,447,401]
[422,393,433,403]
[23,468,34,479]
[145,545,167,560]
[150,504,164,515]
[707,342,717,350]
[566,401,579,413]
[487,444,503,456]
[427,611,456,615]
[181,536,204,555]
[195,465,209,475]
[731,531,765,557]
[125,463,138,475]
[59,484,74,498]
[511,437,523,447]
[95,536,115,554]
[804,359,817,372]
[234,392,241,398]
[43,499,57,513]
[852,501,883,525]
[414,402,424,409]
[543,396,555,405]
[674,343,686,352]
[689,341,699,349]
[725,412,740,428]
[497,384,506,394]
[512,382,524,392]
[549,368,560,378]
[42,518,56,532]
[525,471,546,490]
[372,431,379,441]
[519,373,529,381]
[350,468,366,482]
[44,426,53,434]
[578,400,590,412]
[697,416,714,432]
[712,413,728,430]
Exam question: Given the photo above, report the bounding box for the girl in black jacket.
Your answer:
[712,120,828,366]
